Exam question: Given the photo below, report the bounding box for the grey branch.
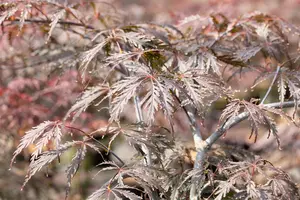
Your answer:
[191,100,298,199]
[207,100,298,148]
[184,106,203,147]
[5,18,95,30]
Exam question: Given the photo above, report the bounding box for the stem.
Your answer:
[260,65,281,105]
[65,125,125,165]
[5,18,95,30]
[133,95,159,200]
[134,96,144,122]
[133,95,152,166]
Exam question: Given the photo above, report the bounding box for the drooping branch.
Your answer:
[207,100,298,148]
[191,100,298,199]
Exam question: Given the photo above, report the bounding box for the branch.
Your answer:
[5,19,95,30]
[186,108,203,145]
[206,112,248,148]
[191,100,298,199]
[207,100,298,148]
[170,93,205,199]
[169,91,204,199]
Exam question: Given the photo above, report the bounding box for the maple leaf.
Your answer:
[65,144,87,199]
[21,141,75,190]
[11,121,63,167]
[64,84,109,123]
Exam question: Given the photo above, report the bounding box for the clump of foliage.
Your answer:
[1,0,300,199]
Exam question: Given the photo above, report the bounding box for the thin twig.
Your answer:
[133,95,152,166]
[260,65,281,104]
[5,19,95,30]
[65,125,125,165]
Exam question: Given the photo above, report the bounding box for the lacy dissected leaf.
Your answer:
[65,144,87,199]
[109,64,175,124]
[22,141,74,190]
[79,29,153,79]
[277,72,287,104]
[213,160,257,199]
[0,5,18,25]
[93,161,121,178]
[220,99,241,122]
[87,184,142,200]
[253,68,300,116]
[261,106,295,124]
[246,181,260,199]
[64,84,109,123]
[121,166,164,195]
[103,51,143,75]
[234,45,262,62]
[214,179,236,200]
[47,9,66,42]
[209,150,300,200]
[102,125,172,163]
[170,167,206,199]
[125,130,172,163]
[279,69,300,116]
[110,75,145,122]
[253,67,300,113]
[119,31,152,49]
[154,79,174,123]
[139,76,174,124]
[11,121,63,167]
[178,70,225,112]
[265,178,300,199]
[80,39,109,78]
[196,52,221,75]
[108,129,122,151]
[139,79,160,123]
[18,4,31,32]
[220,99,281,147]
